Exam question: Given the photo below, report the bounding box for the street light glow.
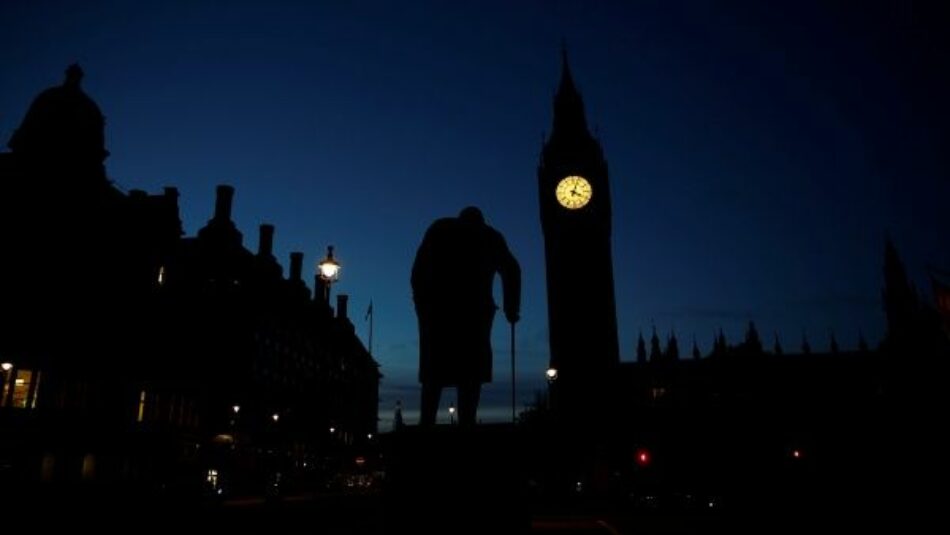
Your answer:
[232,405,241,414]
[546,367,558,382]
[272,413,280,422]
[0,362,12,371]
[318,245,341,281]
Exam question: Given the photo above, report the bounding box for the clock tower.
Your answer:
[539,50,620,412]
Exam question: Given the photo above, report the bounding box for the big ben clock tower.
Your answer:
[539,50,620,410]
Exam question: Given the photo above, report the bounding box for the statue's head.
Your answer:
[459,206,485,226]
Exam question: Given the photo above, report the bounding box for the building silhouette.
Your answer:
[527,54,949,519]
[0,66,379,494]
[539,50,620,422]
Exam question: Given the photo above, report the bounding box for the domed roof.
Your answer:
[8,64,108,164]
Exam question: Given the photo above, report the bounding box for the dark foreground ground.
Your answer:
[1,425,934,534]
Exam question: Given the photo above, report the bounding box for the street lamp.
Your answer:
[545,367,558,411]
[232,405,241,414]
[317,245,341,301]
[448,404,456,425]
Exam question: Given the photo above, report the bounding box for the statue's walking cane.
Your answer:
[510,321,516,424]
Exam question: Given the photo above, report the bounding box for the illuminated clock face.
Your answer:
[555,175,592,209]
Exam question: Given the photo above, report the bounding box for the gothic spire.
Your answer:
[649,325,662,361]
[665,330,680,361]
[744,321,763,354]
[883,237,919,343]
[802,331,812,355]
[551,45,590,140]
[636,331,647,364]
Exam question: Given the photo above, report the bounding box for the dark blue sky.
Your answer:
[3,1,948,426]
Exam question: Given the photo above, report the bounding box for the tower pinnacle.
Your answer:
[552,46,589,139]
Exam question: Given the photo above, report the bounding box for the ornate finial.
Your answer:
[64,63,84,88]
[559,39,573,85]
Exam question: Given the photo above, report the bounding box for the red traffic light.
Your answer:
[635,448,651,467]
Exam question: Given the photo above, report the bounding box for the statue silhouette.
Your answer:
[412,206,521,427]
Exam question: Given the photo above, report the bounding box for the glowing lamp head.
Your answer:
[317,245,341,281]
[0,362,12,372]
[792,449,802,459]
[271,413,280,422]
[448,405,456,414]
[546,367,558,382]
[232,405,241,414]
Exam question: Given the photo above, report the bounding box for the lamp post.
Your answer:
[230,405,241,448]
[448,404,456,426]
[0,362,12,408]
[545,367,558,412]
[317,245,341,302]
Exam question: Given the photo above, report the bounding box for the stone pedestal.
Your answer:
[382,424,530,534]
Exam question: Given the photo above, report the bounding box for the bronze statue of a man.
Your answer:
[412,206,521,427]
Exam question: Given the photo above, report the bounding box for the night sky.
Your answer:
[3,1,948,426]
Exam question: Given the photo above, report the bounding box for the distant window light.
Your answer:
[650,387,667,401]
[157,266,166,285]
[11,369,33,408]
[82,454,96,480]
[137,390,147,422]
[207,469,219,490]
[30,370,42,409]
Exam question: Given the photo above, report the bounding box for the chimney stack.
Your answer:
[315,275,328,305]
[214,185,234,221]
[337,294,349,320]
[289,252,303,281]
[258,224,275,257]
